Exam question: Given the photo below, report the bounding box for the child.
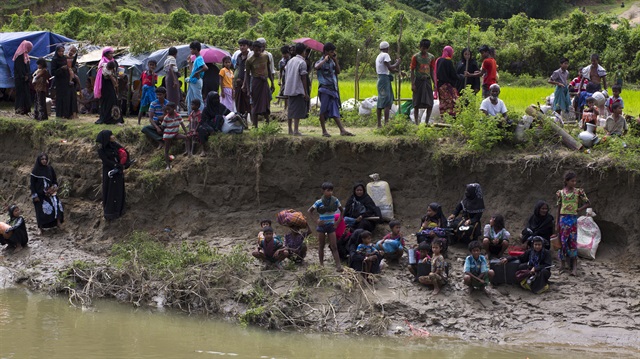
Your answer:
[377,220,405,261]
[556,171,590,276]
[32,58,50,121]
[549,57,570,115]
[252,226,288,269]
[162,102,190,170]
[66,45,79,87]
[277,45,291,107]
[581,97,599,130]
[284,228,308,263]
[482,214,510,258]
[1,205,28,253]
[605,84,624,115]
[356,230,380,282]
[463,240,494,294]
[138,60,158,124]
[187,99,202,156]
[308,182,344,272]
[614,64,623,86]
[106,61,119,89]
[219,56,235,112]
[501,236,552,294]
[605,103,628,136]
[257,219,274,243]
[407,241,430,278]
[418,239,447,295]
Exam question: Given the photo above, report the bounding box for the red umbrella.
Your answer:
[293,38,324,52]
[199,47,231,64]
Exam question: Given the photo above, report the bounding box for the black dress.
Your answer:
[343,183,380,232]
[96,130,125,220]
[98,60,122,124]
[507,248,552,294]
[2,216,28,249]
[51,51,74,119]
[202,63,220,99]
[30,154,64,229]
[13,58,32,114]
[456,59,481,94]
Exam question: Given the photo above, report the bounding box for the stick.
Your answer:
[396,13,404,108]
[464,25,471,89]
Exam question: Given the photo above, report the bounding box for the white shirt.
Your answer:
[376,52,391,75]
[480,97,507,116]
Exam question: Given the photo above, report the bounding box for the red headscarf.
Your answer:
[434,46,455,98]
[93,47,114,99]
[12,40,33,64]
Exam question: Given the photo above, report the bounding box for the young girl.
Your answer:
[187,99,202,156]
[482,214,510,258]
[377,220,405,261]
[138,60,158,124]
[32,58,50,121]
[356,230,380,282]
[162,102,190,170]
[1,205,28,253]
[556,171,590,276]
[418,239,447,295]
[219,56,235,112]
[581,97,599,130]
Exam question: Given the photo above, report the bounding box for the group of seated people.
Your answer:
[251,182,556,296]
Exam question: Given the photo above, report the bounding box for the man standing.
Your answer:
[467,45,497,98]
[234,39,251,117]
[580,53,607,93]
[243,41,275,128]
[410,39,435,125]
[283,43,309,136]
[314,43,353,137]
[376,41,401,127]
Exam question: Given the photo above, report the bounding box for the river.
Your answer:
[1,288,633,359]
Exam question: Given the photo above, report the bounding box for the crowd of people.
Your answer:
[251,172,590,296]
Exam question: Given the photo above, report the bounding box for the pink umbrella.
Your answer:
[199,47,231,64]
[293,38,324,52]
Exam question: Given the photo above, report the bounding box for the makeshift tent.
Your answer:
[0,31,75,88]
[144,44,217,76]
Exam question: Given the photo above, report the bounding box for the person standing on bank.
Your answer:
[466,45,497,98]
[410,39,435,125]
[376,41,401,127]
[96,130,126,220]
[94,47,123,124]
[12,40,33,116]
[283,43,309,136]
[30,153,64,231]
[186,41,207,112]
[315,43,353,137]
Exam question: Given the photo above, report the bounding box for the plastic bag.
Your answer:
[366,173,394,220]
[577,211,601,260]
[341,98,359,111]
[360,97,377,110]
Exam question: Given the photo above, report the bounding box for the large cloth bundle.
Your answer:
[577,213,601,260]
[277,209,308,229]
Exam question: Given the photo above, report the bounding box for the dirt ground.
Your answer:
[0,112,639,353]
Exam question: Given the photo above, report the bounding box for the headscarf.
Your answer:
[96,129,113,149]
[434,46,454,96]
[422,202,447,228]
[31,153,54,180]
[344,183,378,218]
[461,183,484,214]
[202,91,228,119]
[526,200,554,233]
[8,205,18,220]
[12,40,33,63]
[94,47,114,99]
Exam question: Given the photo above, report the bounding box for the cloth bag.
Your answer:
[577,211,601,260]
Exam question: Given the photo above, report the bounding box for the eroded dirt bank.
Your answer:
[0,126,639,351]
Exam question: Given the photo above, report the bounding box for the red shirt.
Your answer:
[482,58,497,86]
[141,71,157,86]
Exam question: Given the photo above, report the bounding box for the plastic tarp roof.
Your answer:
[145,44,216,76]
[0,31,75,88]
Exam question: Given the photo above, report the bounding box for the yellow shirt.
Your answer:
[219,67,234,89]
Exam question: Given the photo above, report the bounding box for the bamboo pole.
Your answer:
[396,13,404,108]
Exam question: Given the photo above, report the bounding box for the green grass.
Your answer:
[560,0,634,17]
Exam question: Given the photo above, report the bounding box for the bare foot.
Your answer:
[340,131,354,136]
[322,132,331,138]
[165,165,171,171]
[293,131,303,136]
[432,287,441,295]
[336,265,343,273]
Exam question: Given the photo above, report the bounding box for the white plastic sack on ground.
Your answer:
[407,100,440,124]
[358,106,372,115]
[539,105,553,115]
[309,96,319,108]
[577,211,601,260]
[546,93,554,106]
[341,98,359,111]
[366,173,394,220]
[390,104,399,115]
[360,97,376,110]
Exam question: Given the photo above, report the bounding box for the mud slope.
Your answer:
[1,129,639,349]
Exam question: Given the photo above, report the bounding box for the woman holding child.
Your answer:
[94,47,122,124]
[30,153,64,230]
[51,45,75,119]
[343,183,380,232]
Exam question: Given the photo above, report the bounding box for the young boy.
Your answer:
[219,56,235,112]
[377,220,405,261]
[257,219,274,243]
[186,99,202,156]
[418,239,447,295]
[581,96,599,130]
[308,182,344,272]
[463,240,494,294]
[141,87,168,148]
[605,84,624,115]
[605,102,628,136]
[243,41,274,128]
[466,45,497,99]
[138,60,158,124]
[277,45,291,107]
[162,102,190,170]
[549,58,571,116]
[410,39,434,126]
[356,230,380,281]
[32,58,50,121]
[252,226,288,269]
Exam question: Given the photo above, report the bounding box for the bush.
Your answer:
[374,116,416,136]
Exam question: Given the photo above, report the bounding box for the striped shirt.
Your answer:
[163,113,183,139]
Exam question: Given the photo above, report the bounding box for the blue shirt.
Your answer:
[312,197,341,223]
[315,58,337,91]
[464,255,488,275]
[357,244,378,256]
[149,99,169,123]
[191,56,205,79]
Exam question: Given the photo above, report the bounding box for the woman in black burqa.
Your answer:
[30,153,64,229]
[343,183,380,232]
[521,200,555,249]
[50,45,76,119]
[448,183,485,243]
[96,130,126,220]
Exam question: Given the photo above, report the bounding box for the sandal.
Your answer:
[340,131,355,136]
[322,133,331,138]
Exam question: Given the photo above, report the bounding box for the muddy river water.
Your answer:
[0,288,631,359]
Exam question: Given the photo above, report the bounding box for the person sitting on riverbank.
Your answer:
[521,200,554,249]
[482,214,510,259]
[377,220,405,261]
[252,226,288,269]
[308,182,344,272]
[418,202,448,256]
[1,205,28,253]
[581,96,599,131]
[418,239,448,295]
[605,84,624,115]
[479,84,508,120]
[284,228,307,263]
[141,87,168,149]
[162,102,190,170]
[448,183,485,243]
[356,230,381,283]
[408,241,430,279]
[501,236,552,294]
[257,219,273,243]
[605,103,628,137]
[463,240,494,294]
[343,183,380,233]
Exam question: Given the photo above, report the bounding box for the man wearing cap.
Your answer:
[479,84,508,120]
[410,39,436,125]
[466,45,497,98]
[376,41,401,127]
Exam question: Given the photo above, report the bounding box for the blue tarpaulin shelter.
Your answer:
[0,31,75,88]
